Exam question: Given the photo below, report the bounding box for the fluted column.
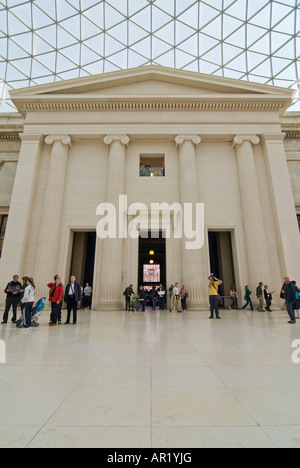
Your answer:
[0,134,43,307]
[98,135,129,310]
[175,135,206,309]
[234,135,272,290]
[34,135,71,298]
[262,133,300,280]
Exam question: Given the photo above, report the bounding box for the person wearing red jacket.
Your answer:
[47,275,64,327]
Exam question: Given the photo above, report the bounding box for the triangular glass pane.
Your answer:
[34,0,56,21]
[131,36,151,58]
[61,43,81,65]
[107,21,128,46]
[176,20,195,45]
[109,49,128,68]
[152,5,173,32]
[81,43,102,65]
[128,0,149,18]
[130,6,151,32]
[84,34,104,57]
[104,35,124,56]
[154,0,175,17]
[81,16,103,40]
[177,34,198,58]
[225,0,247,20]
[10,3,32,29]
[199,2,220,29]
[128,49,148,68]
[32,4,54,30]
[106,0,128,17]
[154,49,175,67]
[33,35,55,55]
[200,16,222,40]
[82,3,104,30]
[199,33,219,56]
[176,0,196,16]
[272,2,294,28]
[128,21,149,45]
[223,14,244,39]
[105,3,126,29]
[176,48,195,68]
[248,4,271,29]
[273,11,295,34]
[154,22,175,46]
[177,3,199,31]
[8,11,31,35]
[152,36,173,59]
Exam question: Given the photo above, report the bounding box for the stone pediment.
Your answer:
[10,65,294,115]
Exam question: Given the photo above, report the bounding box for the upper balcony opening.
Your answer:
[140,154,165,177]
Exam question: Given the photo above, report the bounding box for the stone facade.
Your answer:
[0,66,299,310]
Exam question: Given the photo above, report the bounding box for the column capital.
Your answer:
[261,133,286,144]
[233,135,260,147]
[175,135,201,147]
[45,135,72,148]
[104,135,130,147]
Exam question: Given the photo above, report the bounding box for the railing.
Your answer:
[140,167,165,177]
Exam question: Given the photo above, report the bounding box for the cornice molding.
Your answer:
[0,132,21,141]
[14,96,288,115]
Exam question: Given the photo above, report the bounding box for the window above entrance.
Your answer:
[140,154,165,177]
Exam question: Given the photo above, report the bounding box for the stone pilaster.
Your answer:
[262,133,300,279]
[0,134,43,306]
[34,135,71,298]
[234,135,272,292]
[175,135,206,309]
[97,135,130,310]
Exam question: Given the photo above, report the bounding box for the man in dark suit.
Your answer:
[64,275,82,325]
[2,275,23,324]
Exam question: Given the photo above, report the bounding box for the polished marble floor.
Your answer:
[0,307,300,448]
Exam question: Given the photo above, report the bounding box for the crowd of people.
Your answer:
[1,274,93,329]
[2,273,299,328]
[208,274,300,324]
[124,283,189,313]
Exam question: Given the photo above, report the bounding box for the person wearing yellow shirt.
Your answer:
[208,275,223,320]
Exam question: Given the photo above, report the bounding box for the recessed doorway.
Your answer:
[70,231,96,287]
[138,232,166,288]
[208,231,236,308]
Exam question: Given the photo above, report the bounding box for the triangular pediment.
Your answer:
[11,65,293,98]
[10,65,294,115]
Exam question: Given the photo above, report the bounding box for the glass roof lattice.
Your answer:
[0,0,299,112]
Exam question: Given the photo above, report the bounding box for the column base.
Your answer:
[95,301,123,311]
[187,301,209,311]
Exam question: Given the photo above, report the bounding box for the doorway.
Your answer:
[70,231,96,287]
[208,231,236,308]
[138,232,166,288]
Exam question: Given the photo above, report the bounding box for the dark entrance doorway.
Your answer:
[208,231,236,308]
[138,232,166,288]
[70,231,96,287]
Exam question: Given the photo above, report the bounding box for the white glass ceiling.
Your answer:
[0,0,299,112]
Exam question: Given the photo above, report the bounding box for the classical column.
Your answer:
[34,135,71,298]
[175,135,207,310]
[98,135,130,310]
[262,133,300,279]
[0,134,43,306]
[234,135,272,290]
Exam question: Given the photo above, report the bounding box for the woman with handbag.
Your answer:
[180,285,188,312]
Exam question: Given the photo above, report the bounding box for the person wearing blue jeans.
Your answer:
[208,275,223,319]
[281,277,297,324]
[242,286,254,311]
